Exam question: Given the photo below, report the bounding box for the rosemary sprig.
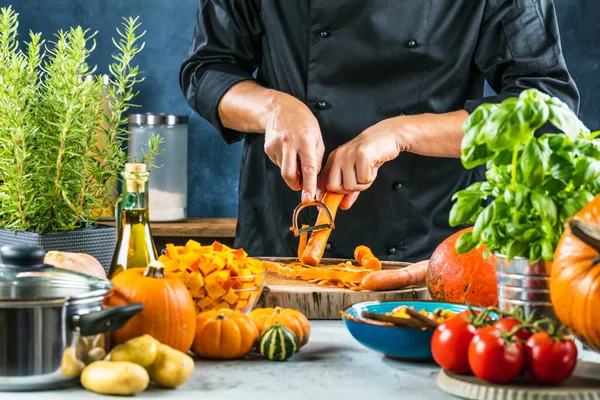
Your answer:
[0,7,151,233]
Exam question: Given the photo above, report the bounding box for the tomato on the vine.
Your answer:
[524,332,578,384]
[493,317,532,341]
[468,326,524,384]
[431,314,478,374]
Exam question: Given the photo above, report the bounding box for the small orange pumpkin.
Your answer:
[192,309,259,359]
[551,195,600,351]
[109,261,196,353]
[249,307,310,347]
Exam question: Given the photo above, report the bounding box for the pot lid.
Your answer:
[0,244,112,303]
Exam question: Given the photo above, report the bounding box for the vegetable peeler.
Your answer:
[289,200,335,237]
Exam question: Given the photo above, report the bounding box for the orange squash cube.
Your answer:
[205,280,227,299]
[215,301,230,310]
[199,259,217,276]
[196,297,213,310]
[223,289,239,305]
[165,243,179,260]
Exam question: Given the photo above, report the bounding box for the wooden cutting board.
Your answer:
[255,257,430,319]
[437,362,600,400]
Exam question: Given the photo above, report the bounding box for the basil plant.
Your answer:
[450,89,600,262]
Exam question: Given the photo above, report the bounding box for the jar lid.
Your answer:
[129,114,146,126]
[165,115,189,126]
[0,244,111,304]
[145,114,167,126]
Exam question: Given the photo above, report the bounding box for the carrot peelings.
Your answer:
[300,192,344,266]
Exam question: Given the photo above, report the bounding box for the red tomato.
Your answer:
[468,326,524,384]
[524,332,578,384]
[493,317,532,341]
[431,315,478,374]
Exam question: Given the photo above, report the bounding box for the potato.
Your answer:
[147,344,194,388]
[106,334,159,367]
[81,361,149,396]
[60,347,85,378]
[87,347,107,363]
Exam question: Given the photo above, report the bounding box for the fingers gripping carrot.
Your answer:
[354,245,382,271]
[300,192,345,266]
[361,260,428,291]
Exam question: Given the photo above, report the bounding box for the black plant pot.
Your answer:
[0,224,116,274]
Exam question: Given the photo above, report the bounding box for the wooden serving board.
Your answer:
[437,362,600,400]
[255,257,430,319]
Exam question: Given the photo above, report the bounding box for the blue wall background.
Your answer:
[4,0,599,218]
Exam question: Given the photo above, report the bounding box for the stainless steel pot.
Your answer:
[0,244,143,391]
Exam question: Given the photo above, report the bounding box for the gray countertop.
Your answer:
[6,321,453,400]
[8,321,600,400]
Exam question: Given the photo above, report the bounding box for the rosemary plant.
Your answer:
[0,7,159,233]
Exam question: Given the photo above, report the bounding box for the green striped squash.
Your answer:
[258,323,299,361]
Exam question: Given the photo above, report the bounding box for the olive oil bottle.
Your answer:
[108,163,158,278]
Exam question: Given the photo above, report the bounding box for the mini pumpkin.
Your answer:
[192,309,259,359]
[258,324,298,361]
[108,261,196,353]
[249,307,310,347]
[551,197,600,352]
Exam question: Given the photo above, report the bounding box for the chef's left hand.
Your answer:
[317,118,405,209]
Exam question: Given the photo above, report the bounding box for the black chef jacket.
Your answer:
[180,0,579,262]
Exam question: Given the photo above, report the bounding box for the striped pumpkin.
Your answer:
[258,324,298,361]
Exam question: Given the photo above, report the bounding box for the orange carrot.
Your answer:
[300,192,345,266]
[354,245,382,271]
[361,260,428,291]
[297,224,309,259]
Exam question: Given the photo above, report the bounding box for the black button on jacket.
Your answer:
[180,0,579,262]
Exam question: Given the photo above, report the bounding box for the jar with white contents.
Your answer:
[128,114,188,222]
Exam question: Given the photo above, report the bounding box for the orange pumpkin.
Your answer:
[192,309,259,359]
[108,261,196,353]
[426,227,498,307]
[551,195,600,351]
[249,307,310,347]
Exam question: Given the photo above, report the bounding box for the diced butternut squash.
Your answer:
[165,244,179,260]
[205,280,227,299]
[222,289,238,305]
[196,297,213,310]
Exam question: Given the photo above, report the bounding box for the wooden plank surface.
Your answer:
[256,257,431,319]
[103,218,237,238]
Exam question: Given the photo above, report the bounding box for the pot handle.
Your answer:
[74,303,143,337]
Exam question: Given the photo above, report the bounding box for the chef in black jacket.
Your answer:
[180,0,579,262]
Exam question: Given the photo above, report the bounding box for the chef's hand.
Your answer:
[264,94,325,203]
[317,118,404,210]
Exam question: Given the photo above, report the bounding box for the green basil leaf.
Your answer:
[461,143,495,169]
[575,139,600,159]
[473,203,495,239]
[449,196,481,227]
[573,157,600,187]
[549,154,574,181]
[494,148,514,166]
[480,226,498,245]
[525,99,550,131]
[521,140,545,187]
[455,231,476,254]
[529,242,542,262]
[548,101,584,140]
[504,184,528,208]
[506,240,529,261]
[539,134,565,153]
[541,177,567,194]
[531,191,558,227]
[541,239,554,261]
[562,190,594,217]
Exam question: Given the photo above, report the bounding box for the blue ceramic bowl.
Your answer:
[341,300,473,361]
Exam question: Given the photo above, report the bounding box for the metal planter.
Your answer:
[0,225,116,274]
[495,254,558,323]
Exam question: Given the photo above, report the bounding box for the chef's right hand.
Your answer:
[264,94,325,204]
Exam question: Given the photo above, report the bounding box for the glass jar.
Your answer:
[128,114,188,222]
